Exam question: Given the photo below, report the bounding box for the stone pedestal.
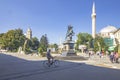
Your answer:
[61,40,76,57]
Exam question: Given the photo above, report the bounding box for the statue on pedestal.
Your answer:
[61,25,76,56]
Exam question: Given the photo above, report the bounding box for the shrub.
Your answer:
[38,47,46,57]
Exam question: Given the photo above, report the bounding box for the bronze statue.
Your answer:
[65,25,75,41]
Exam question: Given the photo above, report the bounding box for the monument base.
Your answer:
[61,50,77,57]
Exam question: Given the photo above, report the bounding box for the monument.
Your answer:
[61,25,76,56]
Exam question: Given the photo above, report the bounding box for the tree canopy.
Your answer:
[93,36,108,52]
[76,33,93,49]
[0,28,25,52]
[39,34,49,52]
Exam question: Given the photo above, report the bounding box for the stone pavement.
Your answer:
[0,52,120,80]
[1,52,120,69]
[78,53,120,69]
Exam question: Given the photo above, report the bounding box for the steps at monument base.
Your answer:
[61,50,77,57]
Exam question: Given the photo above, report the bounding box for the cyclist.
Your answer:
[46,49,53,65]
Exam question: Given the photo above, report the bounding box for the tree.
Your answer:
[39,34,49,52]
[0,33,5,48]
[114,44,118,52]
[0,28,25,52]
[94,36,108,53]
[49,43,58,51]
[53,44,58,51]
[31,37,39,50]
[76,33,93,50]
[24,39,33,54]
[38,34,49,56]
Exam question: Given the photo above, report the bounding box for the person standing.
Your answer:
[99,50,102,58]
[110,51,114,63]
[115,52,119,63]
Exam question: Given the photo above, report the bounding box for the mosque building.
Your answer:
[97,25,120,51]
[99,26,117,38]
[114,28,120,44]
[99,26,115,45]
[91,2,120,50]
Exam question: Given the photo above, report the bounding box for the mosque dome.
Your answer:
[100,25,117,33]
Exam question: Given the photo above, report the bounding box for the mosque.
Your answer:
[92,2,120,51]
[98,26,120,46]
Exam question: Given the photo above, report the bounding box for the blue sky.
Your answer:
[0,0,120,44]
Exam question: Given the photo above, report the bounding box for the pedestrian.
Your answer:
[88,51,91,58]
[113,51,116,62]
[110,51,114,63]
[99,50,102,58]
[115,52,119,63]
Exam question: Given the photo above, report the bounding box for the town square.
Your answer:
[0,0,120,80]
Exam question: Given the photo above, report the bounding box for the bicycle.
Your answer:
[43,58,60,68]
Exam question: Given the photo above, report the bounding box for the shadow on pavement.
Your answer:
[0,53,120,80]
[55,56,89,61]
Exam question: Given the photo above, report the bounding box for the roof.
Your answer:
[100,25,117,33]
[114,28,120,34]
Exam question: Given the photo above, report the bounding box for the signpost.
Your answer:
[108,46,115,51]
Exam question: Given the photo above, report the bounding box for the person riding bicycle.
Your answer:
[46,49,53,65]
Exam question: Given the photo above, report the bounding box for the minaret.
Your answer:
[91,2,96,39]
[26,28,32,39]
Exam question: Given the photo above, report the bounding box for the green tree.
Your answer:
[0,28,25,52]
[24,37,40,54]
[31,37,39,50]
[76,33,93,50]
[94,36,108,53]
[39,34,49,52]
[49,43,58,51]
[25,39,33,54]
[114,44,118,52]
[38,34,49,56]
[53,43,58,51]
[0,33,5,48]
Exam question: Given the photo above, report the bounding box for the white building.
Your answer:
[99,25,120,46]
[114,28,120,44]
[99,26,117,38]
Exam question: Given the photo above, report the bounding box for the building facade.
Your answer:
[99,26,120,47]
[99,26,117,38]
[114,28,120,44]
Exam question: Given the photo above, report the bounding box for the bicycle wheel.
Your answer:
[53,60,60,67]
[43,60,50,68]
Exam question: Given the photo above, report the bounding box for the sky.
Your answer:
[0,0,120,44]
